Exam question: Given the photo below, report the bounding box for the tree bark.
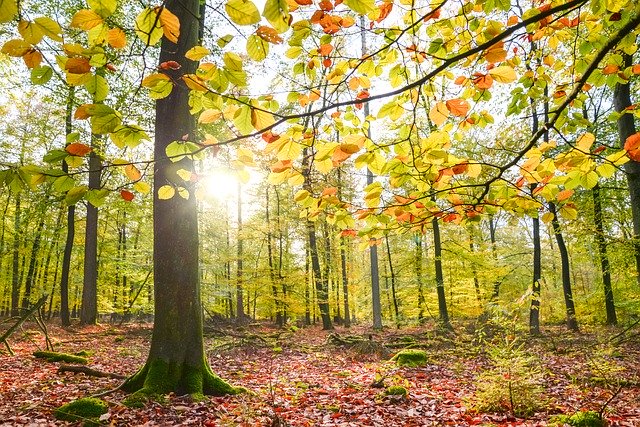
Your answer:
[593,185,617,325]
[529,212,542,335]
[21,205,46,310]
[613,53,640,287]
[122,0,239,397]
[10,194,21,317]
[432,218,451,328]
[235,181,246,321]
[549,203,578,331]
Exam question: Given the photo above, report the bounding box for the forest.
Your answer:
[0,0,639,425]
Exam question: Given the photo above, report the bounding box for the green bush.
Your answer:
[550,410,604,427]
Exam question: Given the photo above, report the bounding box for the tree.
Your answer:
[121,0,239,397]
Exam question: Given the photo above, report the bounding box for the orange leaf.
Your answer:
[23,49,42,69]
[125,164,142,181]
[65,57,91,74]
[602,64,619,75]
[74,105,91,119]
[319,0,333,11]
[66,143,92,156]
[446,98,470,117]
[120,190,135,202]
[454,76,468,85]
[632,64,640,75]
[376,2,393,23]
[341,229,357,237]
[624,133,640,161]
[318,43,333,56]
[262,130,280,143]
[472,73,493,89]
[107,28,127,49]
[256,26,283,44]
[270,159,292,173]
[556,189,574,201]
[483,41,507,63]
[159,60,181,70]
[295,0,313,4]
[321,187,338,196]
[158,6,180,44]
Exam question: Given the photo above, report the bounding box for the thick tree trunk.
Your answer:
[593,185,617,325]
[432,218,451,328]
[11,195,21,317]
[613,54,640,287]
[60,88,75,326]
[549,203,578,331]
[21,207,46,309]
[468,229,481,303]
[235,181,246,321]
[80,149,99,325]
[384,235,400,324]
[488,216,500,299]
[413,234,425,322]
[122,0,239,397]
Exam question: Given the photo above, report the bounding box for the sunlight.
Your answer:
[199,170,238,202]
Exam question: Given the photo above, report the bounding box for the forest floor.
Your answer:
[0,318,639,426]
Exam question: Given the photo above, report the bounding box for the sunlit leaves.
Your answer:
[158,7,180,43]
[1,39,31,56]
[165,140,203,161]
[110,125,149,149]
[142,73,173,99]
[120,189,135,201]
[65,186,88,205]
[75,104,122,134]
[124,164,141,181]
[446,99,470,117]
[0,0,17,23]
[71,10,103,30]
[263,0,290,33]
[30,66,52,84]
[256,26,283,44]
[158,185,175,200]
[624,132,640,161]
[225,0,261,25]
[87,0,117,17]
[66,143,92,156]
[429,102,449,126]
[84,74,109,102]
[19,18,62,44]
[343,0,375,14]
[488,65,517,83]
[135,8,162,46]
[107,28,127,48]
[185,45,210,61]
[247,34,269,61]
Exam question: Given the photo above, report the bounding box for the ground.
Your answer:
[0,320,639,426]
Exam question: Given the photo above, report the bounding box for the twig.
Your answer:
[58,365,126,380]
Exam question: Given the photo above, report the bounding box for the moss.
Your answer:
[54,397,107,426]
[33,350,88,364]
[121,358,245,399]
[391,349,427,367]
[550,411,604,427]
[75,350,91,357]
[385,386,408,396]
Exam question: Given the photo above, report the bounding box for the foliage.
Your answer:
[54,397,108,426]
[549,411,604,427]
[470,336,546,417]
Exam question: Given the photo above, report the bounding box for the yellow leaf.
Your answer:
[177,186,190,199]
[185,45,210,61]
[429,101,449,126]
[133,181,151,194]
[488,65,517,83]
[88,0,117,17]
[225,0,261,25]
[107,28,127,49]
[466,163,482,178]
[159,6,180,44]
[541,212,554,223]
[198,109,222,123]
[251,107,275,130]
[124,164,141,181]
[176,169,192,181]
[576,132,595,152]
[183,74,208,92]
[135,8,163,46]
[1,39,31,56]
[71,9,103,30]
[158,185,175,200]
[0,0,18,23]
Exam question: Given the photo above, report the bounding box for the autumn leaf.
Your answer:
[602,64,619,75]
[0,0,18,23]
[483,41,507,63]
[158,6,180,43]
[107,28,127,48]
[1,39,32,57]
[71,9,103,30]
[185,45,210,61]
[66,143,92,156]
[226,0,261,25]
[318,43,333,56]
[376,2,393,23]
[120,189,135,202]
[472,73,493,89]
[124,164,142,181]
[256,26,283,44]
[446,98,470,117]
[488,65,516,83]
[624,132,640,161]
[429,101,449,125]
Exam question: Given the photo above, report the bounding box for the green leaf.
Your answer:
[87,0,117,17]
[135,8,163,46]
[53,175,75,192]
[33,17,63,42]
[247,34,268,61]
[65,186,88,205]
[110,125,150,149]
[0,0,17,23]
[217,34,234,48]
[343,0,375,14]
[88,105,122,134]
[223,52,244,71]
[262,0,290,33]
[165,141,203,162]
[84,74,109,102]
[233,105,253,135]
[85,189,109,207]
[225,0,261,26]
[30,66,52,85]
[43,149,68,163]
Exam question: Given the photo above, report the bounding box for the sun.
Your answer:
[199,170,239,202]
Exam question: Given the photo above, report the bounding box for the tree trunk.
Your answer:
[413,234,425,322]
[549,203,578,331]
[266,186,282,327]
[21,205,46,310]
[122,0,239,397]
[593,185,617,325]
[11,194,21,317]
[235,181,246,321]
[529,212,542,335]
[613,53,640,287]
[432,218,451,328]
[488,216,500,299]
[468,228,481,303]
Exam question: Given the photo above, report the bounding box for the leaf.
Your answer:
[472,73,493,89]
[263,0,290,33]
[256,26,283,44]
[30,66,52,84]
[488,65,517,83]
[71,9,103,30]
[483,41,507,63]
[107,28,127,48]
[0,0,18,23]
[446,98,470,117]
[66,143,92,156]
[135,8,163,46]
[142,72,173,99]
[185,45,210,61]
[158,6,180,43]
[624,132,640,161]
[158,185,175,200]
[198,109,222,123]
[120,189,135,201]
[124,164,141,181]
[556,189,574,201]
[133,181,151,194]
[65,57,91,74]
[247,34,269,61]
[429,102,449,126]
[576,132,595,151]
[343,0,375,14]
[110,125,149,149]
[65,186,88,206]
[1,39,31,57]
[87,0,117,17]
[84,74,109,102]
[23,50,42,69]
[225,0,261,25]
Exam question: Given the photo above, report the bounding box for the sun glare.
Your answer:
[200,170,238,202]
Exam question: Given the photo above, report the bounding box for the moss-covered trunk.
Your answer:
[121,0,238,398]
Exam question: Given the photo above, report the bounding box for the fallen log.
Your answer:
[58,364,126,379]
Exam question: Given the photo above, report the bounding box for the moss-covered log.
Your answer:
[34,350,88,364]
